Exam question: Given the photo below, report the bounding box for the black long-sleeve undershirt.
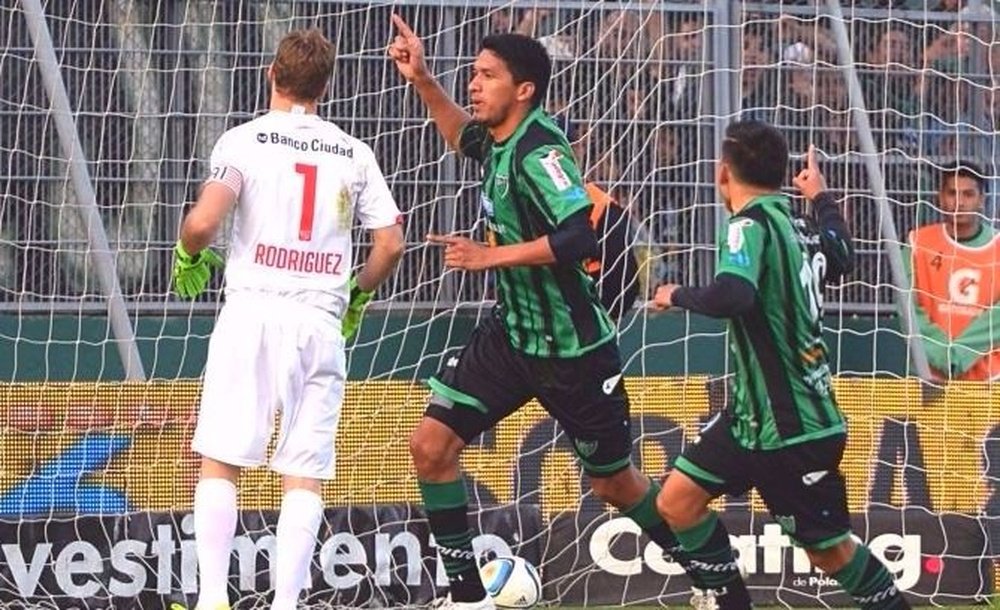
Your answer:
[669,191,854,319]
[811,191,855,278]
[549,209,598,264]
[672,273,757,318]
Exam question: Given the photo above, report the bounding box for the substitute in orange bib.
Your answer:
[906,161,1000,380]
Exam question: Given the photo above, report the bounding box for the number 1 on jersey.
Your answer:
[295,163,317,241]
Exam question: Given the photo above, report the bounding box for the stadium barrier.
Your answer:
[0,379,996,607]
[0,505,988,608]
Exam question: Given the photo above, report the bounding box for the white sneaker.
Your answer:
[429,594,497,610]
[689,588,720,610]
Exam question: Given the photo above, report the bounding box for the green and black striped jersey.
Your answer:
[717,194,847,450]
[458,107,615,358]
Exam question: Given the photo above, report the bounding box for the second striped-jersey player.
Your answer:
[656,123,910,610]
[709,190,853,450]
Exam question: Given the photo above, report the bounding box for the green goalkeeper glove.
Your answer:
[343,276,374,340]
[172,241,223,299]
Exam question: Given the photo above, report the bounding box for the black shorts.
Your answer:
[426,315,631,477]
[674,413,851,549]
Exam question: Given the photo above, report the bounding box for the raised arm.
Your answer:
[793,145,855,278]
[388,14,472,151]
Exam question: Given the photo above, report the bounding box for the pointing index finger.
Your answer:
[806,144,817,171]
[392,13,416,39]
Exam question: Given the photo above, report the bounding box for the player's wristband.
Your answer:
[672,275,756,318]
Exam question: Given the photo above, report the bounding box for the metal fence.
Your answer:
[2,0,998,313]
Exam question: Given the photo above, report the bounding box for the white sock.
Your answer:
[271,488,324,610]
[194,478,238,608]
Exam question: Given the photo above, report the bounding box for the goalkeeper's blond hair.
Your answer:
[271,28,335,102]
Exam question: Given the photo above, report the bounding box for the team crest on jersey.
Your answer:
[539,149,572,192]
[494,174,509,198]
[337,187,352,231]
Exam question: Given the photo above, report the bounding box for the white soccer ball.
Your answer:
[479,556,542,609]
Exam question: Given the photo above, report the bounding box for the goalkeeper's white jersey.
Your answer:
[205,110,401,315]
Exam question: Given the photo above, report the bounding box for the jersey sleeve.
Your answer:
[715,216,767,288]
[520,146,590,226]
[354,147,403,229]
[205,132,244,197]
[810,192,855,278]
[458,121,490,164]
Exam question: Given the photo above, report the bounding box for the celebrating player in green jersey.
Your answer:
[654,121,910,610]
[389,13,706,610]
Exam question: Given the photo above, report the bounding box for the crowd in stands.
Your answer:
[6,1,998,360]
[471,4,1000,388]
[483,3,999,380]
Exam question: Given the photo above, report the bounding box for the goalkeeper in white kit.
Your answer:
[172,28,404,610]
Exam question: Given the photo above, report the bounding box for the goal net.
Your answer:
[1,0,997,608]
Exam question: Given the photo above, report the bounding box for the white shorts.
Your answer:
[192,295,346,479]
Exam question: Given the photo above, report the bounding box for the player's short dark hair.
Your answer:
[271,28,335,102]
[481,34,551,108]
[939,160,986,193]
[721,120,788,190]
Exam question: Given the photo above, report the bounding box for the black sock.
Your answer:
[832,545,910,610]
[674,511,752,610]
[419,478,487,602]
